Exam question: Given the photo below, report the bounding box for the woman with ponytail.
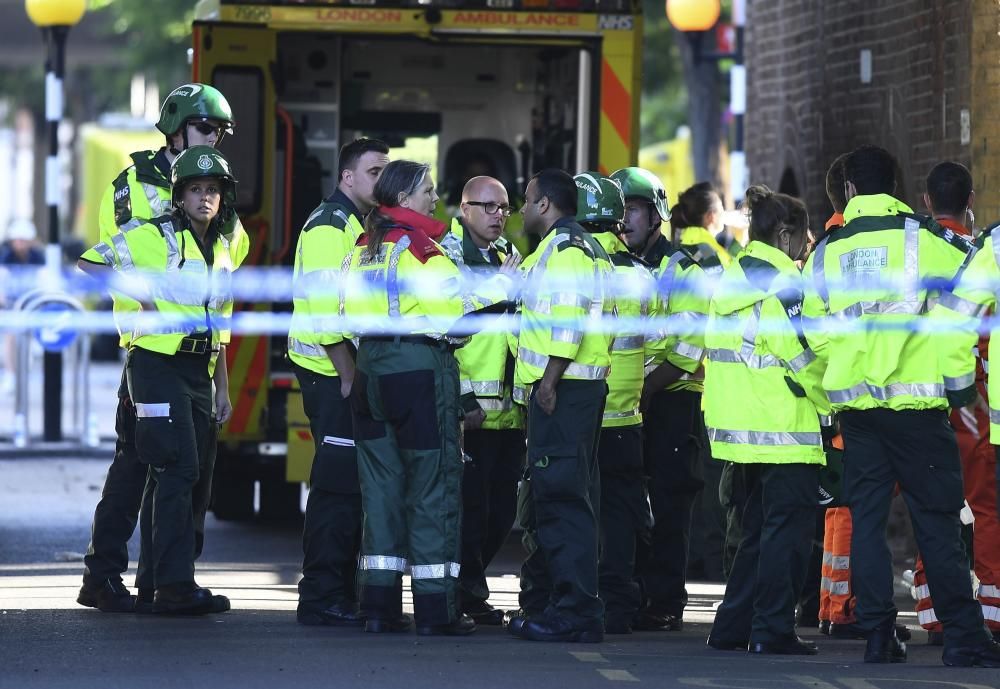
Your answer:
[671,182,731,273]
[703,185,831,655]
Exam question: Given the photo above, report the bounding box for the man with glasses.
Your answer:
[440,176,524,626]
[76,83,248,614]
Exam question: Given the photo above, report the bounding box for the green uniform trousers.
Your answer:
[517,378,607,625]
[294,363,363,614]
[127,345,214,590]
[709,462,818,645]
[351,338,463,627]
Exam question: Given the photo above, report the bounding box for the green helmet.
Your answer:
[170,146,238,207]
[610,167,671,222]
[573,172,625,226]
[156,83,235,137]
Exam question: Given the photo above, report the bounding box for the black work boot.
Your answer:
[77,579,135,613]
[152,582,215,615]
[942,639,1000,668]
[864,619,907,663]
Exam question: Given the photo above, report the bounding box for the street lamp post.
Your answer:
[25,0,86,442]
[666,0,747,204]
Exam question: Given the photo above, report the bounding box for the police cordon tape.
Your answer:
[0,265,996,337]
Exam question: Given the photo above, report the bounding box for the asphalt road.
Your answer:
[1,458,998,689]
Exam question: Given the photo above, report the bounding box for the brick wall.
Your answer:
[971,0,1000,222]
[745,0,974,226]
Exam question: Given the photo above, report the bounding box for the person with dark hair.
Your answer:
[671,181,730,274]
[805,144,1000,667]
[75,83,248,615]
[288,137,390,627]
[915,162,1000,646]
[439,175,524,626]
[507,168,615,643]
[704,185,827,655]
[611,166,710,632]
[343,160,512,637]
[80,147,241,614]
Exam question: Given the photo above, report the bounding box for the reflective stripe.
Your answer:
[551,327,583,345]
[513,386,528,404]
[707,348,782,369]
[917,608,939,625]
[741,301,763,360]
[92,242,116,267]
[829,580,850,596]
[551,292,590,310]
[832,300,927,320]
[477,397,513,412]
[612,335,644,351]
[111,233,135,272]
[518,346,609,380]
[827,381,945,404]
[938,291,988,318]
[819,415,833,427]
[462,380,503,397]
[603,408,640,422]
[135,402,170,418]
[944,372,976,391]
[332,208,351,227]
[322,436,355,447]
[707,427,822,446]
[822,552,832,566]
[915,584,931,600]
[787,349,816,373]
[991,408,1000,425]
[904,217,920,303]
[386,237,410,318]
[673,340,705,361]
[978,584,1000,599]
[142,181,168,216]
[410,562,460,579]
[288,337,325,358]
[812,236,830,311]
[360,555,407,572]
[983,604,1000,623]
[658,251,684,311]
[831,555,850,570]
[161,222,181,270]
[820,576,831,591]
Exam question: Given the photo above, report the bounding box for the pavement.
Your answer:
[1,457,999,689]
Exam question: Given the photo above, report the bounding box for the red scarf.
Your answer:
[377,205,447,241]
[935,217,970,237]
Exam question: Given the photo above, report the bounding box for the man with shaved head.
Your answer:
[441,176,523,626]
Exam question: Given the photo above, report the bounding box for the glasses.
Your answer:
[190,121,223,137]
[466,201,514,217]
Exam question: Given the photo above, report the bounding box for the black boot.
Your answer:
[864,619,907,664]
[942,639,1000,668]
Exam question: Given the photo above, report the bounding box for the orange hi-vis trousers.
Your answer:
[914,379,1000,632]
[820,506,856,625]
[819,435,856,625]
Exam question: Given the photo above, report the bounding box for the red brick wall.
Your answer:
[745,0,973,226]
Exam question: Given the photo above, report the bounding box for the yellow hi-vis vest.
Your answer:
[593,230,655,428]
[514,217,615,403]
[679,225,731,274]
[643,236,709,394]
[288,191,365,377]
[932,224,1000,440]
[97,212,236,375]
[81,148,250,348]
[704,241,829,464]
[802,194,974,412]
[441,218,523,430]
[343,214,510,340]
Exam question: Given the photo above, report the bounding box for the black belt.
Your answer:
[177,336,210,355]
[360,335,456,352]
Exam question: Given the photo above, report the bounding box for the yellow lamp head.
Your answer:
[665,0,721,32]
[25,0,86,27]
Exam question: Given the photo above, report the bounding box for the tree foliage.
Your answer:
[639,0,688,146]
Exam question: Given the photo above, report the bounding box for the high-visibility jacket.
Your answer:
[440,217,523,430]
[679,225,731,275]
[642,235,709,394]
[288,189,365,377]
[514,216,615,401]
[343,206,508,340]
[934,224,1000,438]
[704,240,829,464]
[803,194,974,412]
[81,148,250,348]
[94,212,236,375]
[592,230,655,428]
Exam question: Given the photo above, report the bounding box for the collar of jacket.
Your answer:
[329,187,363,222]
[743,239,801,278]
[824,212,845,231]
[843,193,913,224]
[378,205,448,240]
[591,228,630,256]
[132,148,171,188]
[712,240,800,316]
[452,217,498,266]
[934,216,970,237]
[641,233,674,266]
